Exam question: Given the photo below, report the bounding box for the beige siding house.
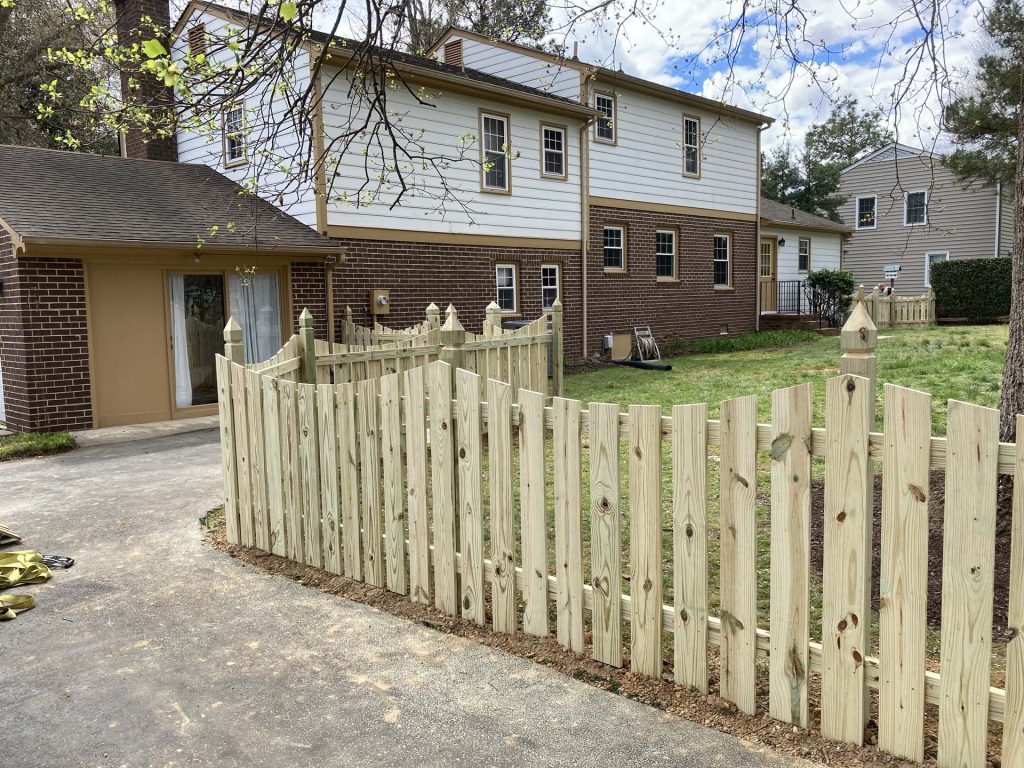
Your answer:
[839,143,1012,295]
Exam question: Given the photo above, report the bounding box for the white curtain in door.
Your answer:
[169,274,193,408]
[229,273,282,364]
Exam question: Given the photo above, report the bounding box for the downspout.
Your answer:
[996,180,1003,257]
[579,69,593,357]
[325,256,336,343]
[755,124,765,330]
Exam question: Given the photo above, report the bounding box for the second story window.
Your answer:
[656,229,677,279]
[713,233,731,286]
[856,196,876,229]
[798,238,811,272]
[603,226,625,270]
[595,92,615,143]
[481,112,510,192]
[683,116,700,176]
[541,264,560,309]
[541,124,566,179]
[223,102,247,167]
[905,190,928,226]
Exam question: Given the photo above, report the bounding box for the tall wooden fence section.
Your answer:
[217,303,1022,768]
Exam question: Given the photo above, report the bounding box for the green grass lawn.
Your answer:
[0,431,76,462]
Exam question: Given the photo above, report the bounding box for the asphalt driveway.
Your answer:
[1,430,809,767]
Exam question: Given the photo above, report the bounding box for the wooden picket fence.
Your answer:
[856,286,936,328]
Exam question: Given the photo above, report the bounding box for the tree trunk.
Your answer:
[999,57,1024,444]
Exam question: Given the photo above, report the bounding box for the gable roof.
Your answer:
[0,145,340,257]
[839,143,932,174]
[759,197,852,234]
[427,27,773,126]
[175,2,597,119]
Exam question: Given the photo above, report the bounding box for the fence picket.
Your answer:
[878,384,932,761]
[630,404,663,677]
[673,403,708,693]
[821,374,873,745]
[404,367,431,604]
[298,383,322,569]
[357,378,384,586]
[719,395,758,715]
[279,379,304,564]
[231,363,254,547]
[769,383,812,728]
[216,356,241,545]
[938,400,999,768]
[316,383,342,575]
[337,382,361,580]
[262,375,286,557]
[589,401,622,667]
[429,361,458,615]
[380,372,407,595]
[245,369,269,551]
[488,378,516,633]
[519,388,549,638]
[553,396,585,653]
[1004,415,1024,768]
[457,368,485,625]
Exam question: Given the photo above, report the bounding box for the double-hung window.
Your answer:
[603,226,625,270]
[925,251,949,286]
[541,264,560,310]
[713,234,731,286]
[223,102,247,166]
[655,229,677,279]
[541,124,566,179]
[495,263,517,312]
[595,92,615,143]
[683,116,700,176]
[856,196,876,229]
[905,191,927,225]
[798,238,811,272]
[481,112,510,192]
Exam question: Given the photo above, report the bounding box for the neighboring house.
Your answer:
[172,2,772,361]
[839,142,1013,295]
[0,145,341,432]
[758,197,850,314]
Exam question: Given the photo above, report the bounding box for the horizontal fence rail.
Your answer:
[855,286,936,328]
[217,338,1024,767]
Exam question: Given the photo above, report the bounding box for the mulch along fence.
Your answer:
[216,299,1024,768]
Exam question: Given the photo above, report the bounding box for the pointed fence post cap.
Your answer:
[426,302,439,313]
[441,304,464,332]
[841,299,877,353]
[299,307,315,328]
[552,297,563,310]
[224,316,243,343]
[485,301,501,313]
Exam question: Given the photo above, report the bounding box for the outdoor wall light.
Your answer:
[778,237,786,247]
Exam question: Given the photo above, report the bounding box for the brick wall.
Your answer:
[0,234,92,432]
[586,204,758,357]
[326,238,584,360]
[290,262,329,339]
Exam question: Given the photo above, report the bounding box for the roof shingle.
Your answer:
[759,197,852,234]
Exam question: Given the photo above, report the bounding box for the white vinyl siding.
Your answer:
[856,196,876,229]
[588,84,759,216]
[760,225,843,282]
[320,66,583,240]
[456,37,581,99]
[655,229,676,278]
[683,116,700,177]
[905,191,928,225]
[495,263,517,312]
[481,112,510,192]
[603,226,625,270]
[713,234,731,286]
[541,263,560,309]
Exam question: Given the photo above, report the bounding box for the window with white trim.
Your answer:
[798,238,811,272]
[541,264,560,310]
[595,92,615,142]
[683,116,700,176]
[655,229,676,279]
[495,263,517,312]
[223,102,247,165]
[713,234,731,286]
[481,113,510,192]
[856,196,876,229]
[603,226,625,270]
[541,125,566,178]
[925,251,949,286]
[905,191,927,225]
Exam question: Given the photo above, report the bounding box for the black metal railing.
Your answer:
[760,280,844,327]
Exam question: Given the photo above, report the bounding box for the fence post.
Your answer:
[224,316,246,364]
[927,287,936,325]
[440,304,466,384]
[342,305,353,344]
[426,302,441,330]
[299,307,317,384]
[551,298,564,397]
[485,301,502,335]
[840,299,878,421]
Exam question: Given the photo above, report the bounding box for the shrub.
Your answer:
[806,269,856,323]
[931,257,1012,321]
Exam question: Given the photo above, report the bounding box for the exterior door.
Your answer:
[168,273,227,411]
[759,238,777,311]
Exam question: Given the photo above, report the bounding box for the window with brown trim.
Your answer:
[713,233,731,286]
[595,92,615,143]
[603,226,625,270]
[683,115,700,177]
[481,112,510,192]
[496,263,518,312]
[541,263,560,309]
[541,124,566,179]
[223,102,247,166]
[655,229,677,279]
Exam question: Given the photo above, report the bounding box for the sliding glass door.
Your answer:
[228,272,282,364]
[169,274,226,409]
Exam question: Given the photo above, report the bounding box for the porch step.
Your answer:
[760,314,823,332]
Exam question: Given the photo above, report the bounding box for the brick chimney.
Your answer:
[114,0,178,161]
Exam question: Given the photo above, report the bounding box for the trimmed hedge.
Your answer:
[931,257,1012,320]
